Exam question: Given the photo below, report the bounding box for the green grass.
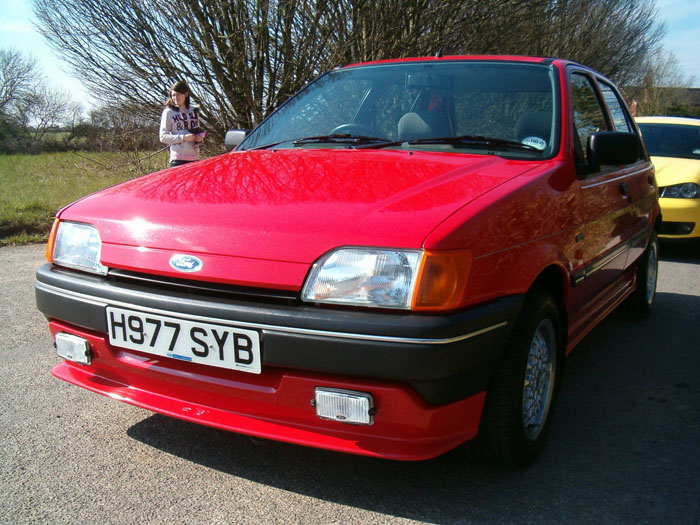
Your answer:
[0,151,170,246]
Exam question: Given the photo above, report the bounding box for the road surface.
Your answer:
[1,242,698,524]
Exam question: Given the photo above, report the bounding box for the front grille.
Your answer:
[107,268,301,306]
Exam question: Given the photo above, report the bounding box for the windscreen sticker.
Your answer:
[522,136,547,151]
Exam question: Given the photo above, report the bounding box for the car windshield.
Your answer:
[240,60,558,158]
[638,123,700,160]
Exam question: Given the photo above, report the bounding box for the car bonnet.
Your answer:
[650,156,700,187]
[58,148,534,289]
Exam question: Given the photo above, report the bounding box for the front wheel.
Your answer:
[466,288,563,466]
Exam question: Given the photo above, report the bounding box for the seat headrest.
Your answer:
[397,112,432,141]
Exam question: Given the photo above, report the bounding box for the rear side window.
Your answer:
[598,81,632,132]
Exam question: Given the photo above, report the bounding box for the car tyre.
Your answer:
[466,288,563,467]
[625,232,659,317]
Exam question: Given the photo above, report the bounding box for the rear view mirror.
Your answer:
[405,73,453,90]
[587,131,641,170]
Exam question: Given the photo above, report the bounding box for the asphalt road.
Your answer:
[1,242,699,524]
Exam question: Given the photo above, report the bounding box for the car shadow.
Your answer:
[660,238,700,263]
[127,290,700,522]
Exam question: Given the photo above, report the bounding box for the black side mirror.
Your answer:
[587,131,641,171]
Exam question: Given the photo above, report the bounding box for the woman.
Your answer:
[160,80,205,167]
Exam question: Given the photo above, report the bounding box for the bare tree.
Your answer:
[85,102,165,151]
[0,48,40,113]
[34,0,344,133]
[34,0,667,136]
[625,49,696,116]
[11,85,72,141]
[328,0,455,63]
[431,0,664,87]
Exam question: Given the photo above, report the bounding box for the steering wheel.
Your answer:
[329,123,376,136]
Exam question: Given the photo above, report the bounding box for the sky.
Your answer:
[0,0,699,112]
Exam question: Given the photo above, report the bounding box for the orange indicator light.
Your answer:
[412,250,472,311]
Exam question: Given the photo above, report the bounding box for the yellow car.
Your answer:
[636,116,700,239]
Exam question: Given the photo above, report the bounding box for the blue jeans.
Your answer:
[169,159,196,168]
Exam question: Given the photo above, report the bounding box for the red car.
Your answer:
[36,56,659,466]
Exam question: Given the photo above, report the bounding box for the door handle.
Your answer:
[619,182,631,200]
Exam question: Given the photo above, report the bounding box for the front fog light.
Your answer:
[55,333,91,365]
[313,388,375,425]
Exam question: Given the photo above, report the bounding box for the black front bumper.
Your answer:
[35,264,523,405]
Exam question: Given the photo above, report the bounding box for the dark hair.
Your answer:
[165,80,191,109]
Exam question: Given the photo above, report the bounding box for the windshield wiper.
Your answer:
[293,134,392,146]
[244,134,389,150]
[359,135,540,151]
[249,134,537,152]
[247,140,290,150]
[410,135,539,150]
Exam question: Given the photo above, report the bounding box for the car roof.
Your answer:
[635,116,700,127]
[343,55,557,68]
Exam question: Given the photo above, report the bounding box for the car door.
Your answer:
[565,69,652,342]
[595,78,657,266]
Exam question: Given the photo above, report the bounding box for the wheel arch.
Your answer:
[529,264,569,351]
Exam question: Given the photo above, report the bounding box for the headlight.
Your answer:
[660,183,699,199]
[301,247,471,311]
[48,220,108,275]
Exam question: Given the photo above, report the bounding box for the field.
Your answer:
[0,151,170,246]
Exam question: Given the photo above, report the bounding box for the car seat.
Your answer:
[397,90,453,141]
[397,112,433,141]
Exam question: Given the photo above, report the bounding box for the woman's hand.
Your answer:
[183,133,205,143]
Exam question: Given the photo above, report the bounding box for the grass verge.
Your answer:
[0,151,169,246]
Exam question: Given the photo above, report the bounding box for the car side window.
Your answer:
[598,81,632,132]
[570,73,608,165]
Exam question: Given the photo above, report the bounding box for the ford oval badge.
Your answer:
[169,254,203,273]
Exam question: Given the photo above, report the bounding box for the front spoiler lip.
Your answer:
[50,358,487,461]
[36,263,523,404]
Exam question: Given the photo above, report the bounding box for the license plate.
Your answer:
[106,306,261,374]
